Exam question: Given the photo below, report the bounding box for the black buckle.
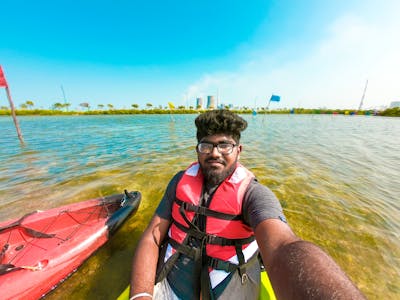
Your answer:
[206,234,217,243]
[209,258,234,272]
[209,258,219,269]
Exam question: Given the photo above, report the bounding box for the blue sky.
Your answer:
[1,0,399,110]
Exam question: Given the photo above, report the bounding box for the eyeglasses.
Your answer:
[196,142,237,155]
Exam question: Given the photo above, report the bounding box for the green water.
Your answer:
[1,114,399,299]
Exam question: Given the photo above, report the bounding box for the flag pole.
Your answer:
[267,99,271,110]
[358,79,368,111]
[5,85,24,144]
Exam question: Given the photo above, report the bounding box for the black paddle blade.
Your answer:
[0,244,9,262]
[0,264,19,275]
[22,227,55,239]
[0,211,38,234]
[0,211,55,239]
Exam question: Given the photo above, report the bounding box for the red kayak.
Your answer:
[0,190,141,300]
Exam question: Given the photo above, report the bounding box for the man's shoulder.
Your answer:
[246,178,274,195]
[155,170,186,220]
[242,178,285,228]
[170,170,185,185]
[244,178,280,207]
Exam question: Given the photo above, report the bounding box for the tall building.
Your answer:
[196,97,203,109]
[207,96,215,109]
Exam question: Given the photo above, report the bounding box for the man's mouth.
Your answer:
[205,159,225,166]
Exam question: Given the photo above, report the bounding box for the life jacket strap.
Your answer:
[168,237,201,260]
[207,251,259,273]
[175,198,242,221]
[236,243,247,285]
[208,257,238,273]
[155,235,195,283]
[172,219,255,246]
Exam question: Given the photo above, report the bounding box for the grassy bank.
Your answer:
[0,107,399,116]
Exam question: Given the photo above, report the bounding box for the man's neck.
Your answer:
[204,181,219,192]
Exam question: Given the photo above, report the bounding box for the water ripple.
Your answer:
[1,114,399,299]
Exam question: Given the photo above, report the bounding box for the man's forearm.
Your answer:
[130,216,170,298]
[266,240,365,300]
[130,235,160,297]
[130,237,159,296]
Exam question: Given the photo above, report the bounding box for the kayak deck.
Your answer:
[0,191,141,300]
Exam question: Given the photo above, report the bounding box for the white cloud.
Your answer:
[186,3,400,109]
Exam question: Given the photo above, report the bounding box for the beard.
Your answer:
[200,158,238,187]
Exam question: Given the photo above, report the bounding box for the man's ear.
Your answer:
[237,144,242,158]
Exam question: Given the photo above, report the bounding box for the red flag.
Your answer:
[0,65,8,88]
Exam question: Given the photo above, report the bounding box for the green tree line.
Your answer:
[0,100,399,116]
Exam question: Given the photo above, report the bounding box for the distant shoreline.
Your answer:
[0,107,399,117]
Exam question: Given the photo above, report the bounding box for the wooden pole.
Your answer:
[4,86,24,144]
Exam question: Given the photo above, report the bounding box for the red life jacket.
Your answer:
[161,162,259,290]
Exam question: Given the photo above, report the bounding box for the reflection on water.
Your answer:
[1,114,399,299]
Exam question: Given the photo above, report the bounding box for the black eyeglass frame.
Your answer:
[196,142,237,155]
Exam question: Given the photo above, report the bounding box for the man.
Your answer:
[130,110,364,300]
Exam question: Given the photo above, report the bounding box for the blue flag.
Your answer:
[270,94,280,102]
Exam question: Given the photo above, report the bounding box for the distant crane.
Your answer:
[358,80,368,111]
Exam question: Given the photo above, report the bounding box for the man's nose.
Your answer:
[210,145,221,156]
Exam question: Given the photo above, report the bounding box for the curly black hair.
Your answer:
[195,109,248,143]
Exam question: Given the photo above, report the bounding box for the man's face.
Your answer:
[197,133,242,186]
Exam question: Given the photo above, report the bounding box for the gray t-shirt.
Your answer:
[156,171,286,229]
